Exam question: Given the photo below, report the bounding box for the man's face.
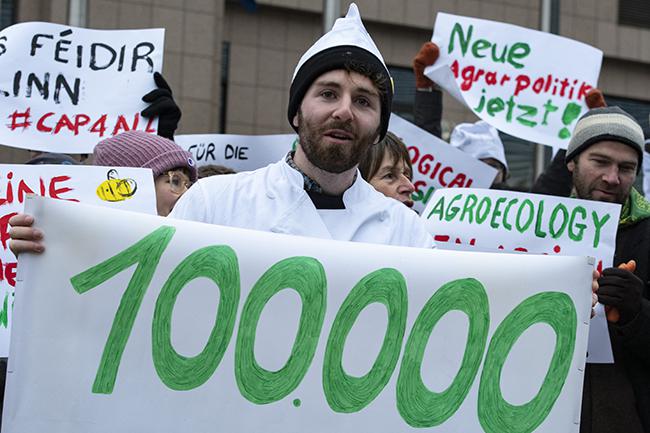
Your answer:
[567,140,638,204]
[293,69,381,173]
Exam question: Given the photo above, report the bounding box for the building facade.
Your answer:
[1,0,649,188]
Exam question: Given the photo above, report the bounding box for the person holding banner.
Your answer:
[566,106,650,433]
[358,131,415,208]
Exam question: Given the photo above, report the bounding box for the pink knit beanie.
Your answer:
[93,131,197,182]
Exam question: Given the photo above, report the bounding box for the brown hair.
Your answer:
[359,131,413,181]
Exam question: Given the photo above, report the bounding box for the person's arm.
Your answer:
[412,42,443,139]
[141,72,182,140]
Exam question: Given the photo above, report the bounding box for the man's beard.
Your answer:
[572,164,630,204]
[297,111,377,174]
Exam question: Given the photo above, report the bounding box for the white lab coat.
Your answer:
[170,158,433,248]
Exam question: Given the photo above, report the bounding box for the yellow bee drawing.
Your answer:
[96,169,138,202]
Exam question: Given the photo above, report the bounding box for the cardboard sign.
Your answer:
[4,196,593,433]
[0,164,156,357]
[0,22,164,153]
[421,188,620,363]
[425,13,602,149]
[175,133,297,172]
[388,114,496,213]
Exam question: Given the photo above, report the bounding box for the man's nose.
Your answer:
[332,95,354,122]
[399,175,415,194]
[602,167,621,185]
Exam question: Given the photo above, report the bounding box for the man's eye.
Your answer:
[321,90,336,99]
[356,97,370,107]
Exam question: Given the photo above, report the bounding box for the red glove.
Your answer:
[413,42,439,89]
[585,88,606,109]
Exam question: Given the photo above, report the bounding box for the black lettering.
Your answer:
[54,74,80,105]
[131,42,154,72]
[30,34,53,56]
[90,43,117,71]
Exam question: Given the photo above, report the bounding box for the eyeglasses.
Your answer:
[167,170,192,195]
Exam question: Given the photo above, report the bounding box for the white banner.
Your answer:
[421,188,620,363]
[425,13,602,149]
[388,114,496,213]
[175,133,297,172]
[0,22,164,153]
[4,196,593,433]
[0,164,156,357]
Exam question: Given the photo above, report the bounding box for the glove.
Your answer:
[597,267,644,325]
[585,88,606,109]
[413,42,439,89]
[141,72,181,140]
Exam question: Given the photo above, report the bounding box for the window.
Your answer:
[619,0,650,29]
[0,0,15,30]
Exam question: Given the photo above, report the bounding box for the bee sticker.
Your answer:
[96,169,138,202]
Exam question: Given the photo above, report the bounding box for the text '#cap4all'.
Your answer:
[288,3,393,141]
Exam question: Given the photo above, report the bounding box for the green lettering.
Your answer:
[507,42,531,69]
[152,245,240,390]
[568,206,587,242]
[502,198,518,231]
[515,199,534,233]
[534,200,547,238]
[235,256,326,404]
[471,39,490,58]
[591,211,611,249]
[476,197,492,224]
[444,194,463,221]
[460,194,478,223]
[490,197,507,229]
[487,97,505,117]
[70,226,176,394]
[549,204,569,239]
[478,292,576,433]
[448,22,473,57]
[397,278,489,427]
[426,195,445,220]
[323,268,407,413]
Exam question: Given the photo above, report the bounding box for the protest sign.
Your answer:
[0,22,164,153]
[175,133,296,172]
[425,13,602,149]
[421,188,620,363]
[0,164,156,357]
[4,196,593,433]
[388,114,496,213]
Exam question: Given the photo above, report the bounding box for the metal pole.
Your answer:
[68,0,88,27]
[322,0,340,34]
[534,0,559,179]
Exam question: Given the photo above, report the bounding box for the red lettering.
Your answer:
[0,212,17,250]
[49,176,78,202]
[4,262,16,287]
[514,74,530,96]
[434,235,450,242]
[145,116,156,133]
[577,82,593,100]
[72,114,91,135]
[111,115,130,136]
[413,180,426,192]
[53,114,76,134]
[408,145,419,164]
[447,173,467,188]
[438,166,453,187]
[450,60,459,78]
[36,112,55,132]
[90,114,108,137]
[7,108,31,131]
[17,179,35,203]
[418,154,434,176]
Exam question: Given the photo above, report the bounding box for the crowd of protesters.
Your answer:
[3,3,650,432]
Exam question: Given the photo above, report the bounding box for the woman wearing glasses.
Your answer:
[92,130,198,216]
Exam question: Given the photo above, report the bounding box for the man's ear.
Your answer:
[292,114,299,129]
[567,160,575,173]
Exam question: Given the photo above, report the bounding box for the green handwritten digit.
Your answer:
[322,268,407,413]
[478,292,577,433]
[70,226,175,394]
[397,278,489,427]
[152,245,240,390]
[235,256,326,404]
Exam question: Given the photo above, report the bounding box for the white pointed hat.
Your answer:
[287,3,393,140]
[450,121,509,175]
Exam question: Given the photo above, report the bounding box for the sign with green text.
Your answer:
[4,197,593,433]
[425,13,602,149]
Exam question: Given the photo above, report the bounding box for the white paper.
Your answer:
[0,22,164,152]
[426,13,602,149]
[0,164,156,357]
[421,188,619,363]
[3,196,593,433]
[175,133,297,172]
[388,114,496,213]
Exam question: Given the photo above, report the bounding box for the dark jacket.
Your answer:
[413,88,443,139]
[581,217,650,433]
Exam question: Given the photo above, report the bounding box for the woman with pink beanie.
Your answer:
[93,130,197,216]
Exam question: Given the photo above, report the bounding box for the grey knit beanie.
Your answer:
[93,131,197,182]
[565,106,644,169]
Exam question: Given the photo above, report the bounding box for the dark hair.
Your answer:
[344,58,389,101]
[359,131,413,181]
[198,164,236,178]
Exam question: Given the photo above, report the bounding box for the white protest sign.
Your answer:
[425,13,602,149]
[421,188,620,363]
[0,164,156,358]
[389,114,496,213]
[5,196,593,433]
[175,133,296,172]
[0,22,164,153]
